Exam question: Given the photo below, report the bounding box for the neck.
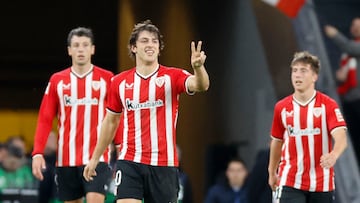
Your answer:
[293,89,316,104]
[136,62,159,77]
[72,63,92,76]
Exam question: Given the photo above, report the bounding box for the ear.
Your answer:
[313,73,318,82]
[131,45,137,54]
[91,45,95,55]
[67,46,72,56]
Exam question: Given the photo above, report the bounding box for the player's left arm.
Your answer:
[320,127,347,169]
[187,41,210,92]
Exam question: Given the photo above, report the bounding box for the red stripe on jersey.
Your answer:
[271,92,346,192]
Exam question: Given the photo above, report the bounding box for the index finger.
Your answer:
[191,41,195,53]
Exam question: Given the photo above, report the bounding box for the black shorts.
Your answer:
[114,160,179,203]
[55,162,111,201]
[276,186,335,203]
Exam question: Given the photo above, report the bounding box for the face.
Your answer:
[131,30,160,65]
[350,18,360,38]
[68,36,95,66]
[226,161,248,188]
[291,62,317,93]
[2,155,22,172]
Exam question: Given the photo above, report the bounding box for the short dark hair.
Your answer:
[291,51,320,74]
[128,20,164,59]
[67,27,94,46]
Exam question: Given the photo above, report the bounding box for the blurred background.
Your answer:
[1,0,360,202]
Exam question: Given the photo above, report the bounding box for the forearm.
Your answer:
[268,139,282,175]
[332,33,360,56]
[189,66,210,92]
[331,128,348,159]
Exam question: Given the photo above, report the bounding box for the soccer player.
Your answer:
[32,27,113,203]
[83,20,210,203]
[268,51,348,203]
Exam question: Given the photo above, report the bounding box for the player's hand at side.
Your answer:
[191,41,206,69]
[83,158,98,182]
[320,152,337,169]
[32,155,46,181]
[268,173,279,191]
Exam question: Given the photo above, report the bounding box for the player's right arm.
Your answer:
[83,112,120,181]
[32,78,59,180]
[268,139,283,191]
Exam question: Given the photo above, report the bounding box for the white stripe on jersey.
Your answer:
[293,101,304,189]
[83,72,92,164]
[149,73,159,165]
[69,74,78,166]
[133,74,142,163]
[321,104,330,191]
[308,99,317,191]
[119,81,128,160]
[164,75,175,166]
[58,81,65,166]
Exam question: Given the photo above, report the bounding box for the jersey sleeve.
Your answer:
[173,68,192,95]
[271,102,285,140]
[326,98,347,132]
[106,76,122,114]
[32,76,59,156]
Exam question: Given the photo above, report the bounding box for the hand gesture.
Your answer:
[32,155,46,181]
[191,41,206,69]
[83,159,99,182]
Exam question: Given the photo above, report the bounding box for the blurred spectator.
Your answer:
[177,145,193,203]
[325,17,360,165]
[204,158,248,203]
[0,145,34,190]
[0,143,7,164]
[6,135,27,157]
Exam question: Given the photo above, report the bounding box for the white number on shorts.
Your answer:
[114,169,122,186]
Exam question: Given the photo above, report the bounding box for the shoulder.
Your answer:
[93,66,114,77]
[158,65,192,76]
[275,95,292,108]
[316,91,337,104]
[49,67,71,82]
[112,68,135,81]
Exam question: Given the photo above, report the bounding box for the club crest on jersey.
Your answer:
[313,107,322,117]
[125,83,134,89]
[334,108,344,122]
[155,77,165,87]
[92,81,101,91]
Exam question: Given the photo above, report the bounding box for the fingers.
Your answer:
[83,165,97,182]
[191,41,203,53]
[32,156,45,181]
[191,41,195,53]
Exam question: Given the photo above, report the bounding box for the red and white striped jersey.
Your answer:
[271,91,346,192]
[32,66,113,167]
[108,65,192,167]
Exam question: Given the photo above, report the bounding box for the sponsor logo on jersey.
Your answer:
[125,98,164,110]
[334,108,344,122]
[62,83,71,90]
[286,110,293,117]
[63,95,99,106]
[125,83,134,89]
[287,125,321,137]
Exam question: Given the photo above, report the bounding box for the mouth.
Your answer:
[145,49,154,55]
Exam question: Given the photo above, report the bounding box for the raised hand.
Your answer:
[191,41,206,69]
